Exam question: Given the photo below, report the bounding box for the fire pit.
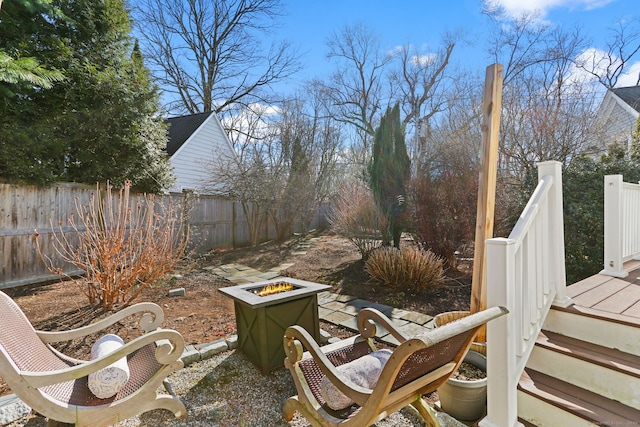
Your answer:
[219,278,330,374]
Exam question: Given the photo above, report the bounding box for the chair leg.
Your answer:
[411,398,442,427]
[282,397,298,422]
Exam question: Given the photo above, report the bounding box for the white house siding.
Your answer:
[597,91,640,152]
[169,115,235,193]
[604,103,638,145]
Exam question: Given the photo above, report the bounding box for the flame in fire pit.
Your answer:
[255,282,294,297]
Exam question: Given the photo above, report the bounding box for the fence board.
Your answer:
[0,183,326,289]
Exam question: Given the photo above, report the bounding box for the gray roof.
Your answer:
[165,112,213,156]
[612,86,640,113]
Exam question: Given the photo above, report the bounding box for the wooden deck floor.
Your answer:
[566,260,640,322]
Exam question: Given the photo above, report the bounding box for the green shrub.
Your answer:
[365,246,444,291]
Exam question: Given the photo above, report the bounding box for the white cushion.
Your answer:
[320,349,392,410]
[88,334,130,399]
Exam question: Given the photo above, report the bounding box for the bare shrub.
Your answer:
[407,166,478,269]
[36,181,188,310]
[327,183,384,260]
[365,246,444,291]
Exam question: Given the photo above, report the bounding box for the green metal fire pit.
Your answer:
[218,278,330,374]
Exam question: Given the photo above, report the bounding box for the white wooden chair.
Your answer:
[0,290,187,427]
[283,305,508,427]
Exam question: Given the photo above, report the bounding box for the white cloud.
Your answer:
[485,0,615,20]
[616,61,640,87]
[569,47,640,88]
[411,53,437,67]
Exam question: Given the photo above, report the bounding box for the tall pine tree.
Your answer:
[369,104,411,248]
[0,0,172,191]
[0,0,67,185]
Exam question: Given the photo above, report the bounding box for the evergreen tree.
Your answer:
[369,104,411,248]
[0,0,66,185]
[631,116,640,162]
[0,0,173,192]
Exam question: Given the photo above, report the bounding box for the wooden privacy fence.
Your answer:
[0,182,327,290]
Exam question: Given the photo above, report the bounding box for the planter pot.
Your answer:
[437,350,487,421]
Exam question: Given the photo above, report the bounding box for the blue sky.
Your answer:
[273,0,639,88]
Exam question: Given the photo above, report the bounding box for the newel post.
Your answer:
[537,161,572,308]
[480,237,522,427]
[600,175,627,278]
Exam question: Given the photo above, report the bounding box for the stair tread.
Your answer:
[551,303,640,328]
[537,330,640,378]
[519,368,640,424]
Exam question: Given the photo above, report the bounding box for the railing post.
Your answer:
[600,175,627,278]
[480,237,522,427]
[538,161,572,307]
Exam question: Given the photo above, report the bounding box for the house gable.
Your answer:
[595,86,640,152]
[165,112,236,193]
[612,86,640,114]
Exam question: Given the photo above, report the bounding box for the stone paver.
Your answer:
[322,300,350,312]
[256,271,280,280]
[338,316,359,331]
[323,310,353,324]
[333,294,356,303]
[397,322,430,337]
[318,306,334,319]
[400,311,434,325]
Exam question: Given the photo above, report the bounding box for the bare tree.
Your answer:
[387,34,458,166]
[200,104,282,245]
[315,23,394,170]
[201,93,343,244]
[484,10,604,177]
[484,9,555,86]
[573,18,640,88]
[133,0,301,115]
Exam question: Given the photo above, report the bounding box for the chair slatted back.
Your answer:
[392,327,476,390]
[0,291,71,374]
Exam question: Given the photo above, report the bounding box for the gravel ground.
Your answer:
[8,349,430,427]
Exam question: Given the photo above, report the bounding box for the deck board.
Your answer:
[592,283,640,313]
[566,274,612,298]
[569,264,640,320]
[622,301,640,318]
[570,279,629,309]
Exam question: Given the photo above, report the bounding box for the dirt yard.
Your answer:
[0,232,472,397]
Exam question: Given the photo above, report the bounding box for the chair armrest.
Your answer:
[356,308,408,343]
[37,302,165,344]
[22,328,184,389]
[414,306,508,347]
[284,325,372,406]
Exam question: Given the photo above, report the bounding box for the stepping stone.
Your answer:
[323,311,353,325]
[401,311,433,325]
[318,292,338,305]
[338,316,359,331]
[322,301,350,312]
[391,308,412,319]
[334,294,356,303]
[318,306,334,319]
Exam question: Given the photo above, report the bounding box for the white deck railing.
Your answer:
[479,161,572,427]
[601,175,640,278]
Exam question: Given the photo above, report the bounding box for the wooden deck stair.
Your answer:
[517,266,640,426]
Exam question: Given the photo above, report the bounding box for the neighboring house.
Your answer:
[595,85,640,152]
[165,111,236,193]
